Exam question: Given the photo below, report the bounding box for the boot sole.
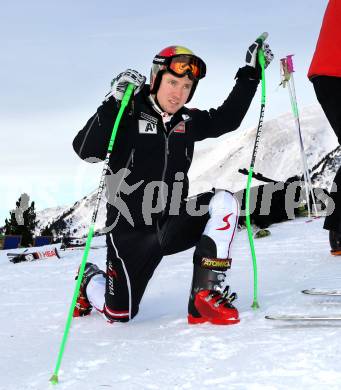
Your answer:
[188,314,240,325]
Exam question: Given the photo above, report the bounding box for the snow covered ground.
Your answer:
[1,217,341,390]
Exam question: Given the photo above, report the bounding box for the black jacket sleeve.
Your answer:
[73,97,127,162]
[190,66,259,142]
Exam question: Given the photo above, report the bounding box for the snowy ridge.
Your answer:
[37,105,339,237]
[188,104,338,194]
[36,192,107,237]
[36,206,69,231]
[311,145,341,189]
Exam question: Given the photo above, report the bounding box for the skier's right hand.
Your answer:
[107,69,146,101]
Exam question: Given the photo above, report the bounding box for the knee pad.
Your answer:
[202,190,239,259]
[208,190,239,217]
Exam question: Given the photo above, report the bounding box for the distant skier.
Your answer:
[308,0,341,255]
[72,37,273,325]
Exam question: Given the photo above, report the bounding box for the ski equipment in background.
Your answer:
[60,237,106,251]
[266,288,341,320]
[280,54,318,218]
[8,248,60,263]
[265,314,341,321]
[302,288,341,296]
[60,245,104,251]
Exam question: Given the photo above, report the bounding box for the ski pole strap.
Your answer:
[280,54,295,88]
[280,58,290,87]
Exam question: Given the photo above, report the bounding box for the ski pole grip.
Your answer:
[256,32,268,81]
[256,32,268,44]
[121,83,135,107]
[286,54,295,73]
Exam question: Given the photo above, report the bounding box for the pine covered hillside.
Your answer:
[37,105,339,237]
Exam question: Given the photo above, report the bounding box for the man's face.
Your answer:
[156,72,193,114]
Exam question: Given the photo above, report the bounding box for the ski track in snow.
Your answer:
[1,218,341,389]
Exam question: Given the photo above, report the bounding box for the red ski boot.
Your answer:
[188,286,239,325]
[73,262,106,317]
[188,259,239,325]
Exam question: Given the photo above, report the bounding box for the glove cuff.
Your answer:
[235,65,261,81]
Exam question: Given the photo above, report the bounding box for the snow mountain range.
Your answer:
[37,104,340,238]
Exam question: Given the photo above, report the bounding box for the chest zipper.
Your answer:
[161,128,174,183]
[159,124,175,214]
[119,148,135,182]
[130,149,135,168]
[185,147,192,165]
[159,118,190,212]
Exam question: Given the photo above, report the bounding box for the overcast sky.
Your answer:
[0,0,328,224]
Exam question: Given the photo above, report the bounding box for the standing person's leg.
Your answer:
[312,76,341,253]
[312,76,341,144]
[159,189,240,325]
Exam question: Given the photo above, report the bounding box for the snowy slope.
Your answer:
[1,217,341,389]
[188,104,338,194]
[311,145,341,190]
[36,104,339,238]
[36,206,69,231]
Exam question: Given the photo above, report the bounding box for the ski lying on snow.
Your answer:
[60,245,105,251]
[7,247,60,263]
[265,314,341,321]
[302,288,341,296]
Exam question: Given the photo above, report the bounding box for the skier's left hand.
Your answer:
[245,33,274,71]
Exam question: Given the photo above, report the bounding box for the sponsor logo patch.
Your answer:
[201,257,231,271]
[139,120,157,134]
[140,112,158,124]
[108,263,116,296]
[174,121,186,133]
[153,57,166,64]
[216,213,233,231]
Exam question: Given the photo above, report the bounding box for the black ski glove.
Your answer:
[245,33,274,79]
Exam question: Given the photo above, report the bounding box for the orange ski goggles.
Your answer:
[154,54,206,80]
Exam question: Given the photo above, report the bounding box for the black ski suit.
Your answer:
[73,66,259,321]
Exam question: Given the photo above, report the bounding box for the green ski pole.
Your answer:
[49,83,135,385]
[245,33,267,309]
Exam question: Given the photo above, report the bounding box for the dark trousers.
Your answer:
[312,76,341,233]
[104,191,214,321]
